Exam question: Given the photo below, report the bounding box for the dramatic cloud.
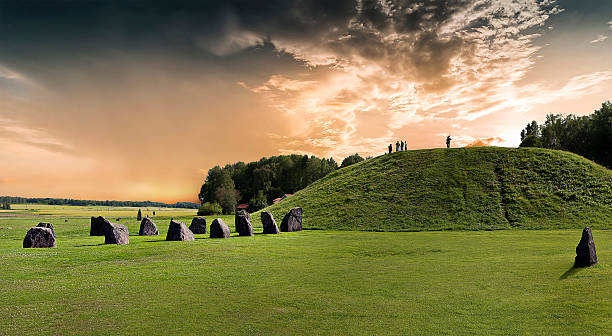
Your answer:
[240,0,567,156]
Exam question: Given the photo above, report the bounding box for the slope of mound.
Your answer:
[262,147,612,231]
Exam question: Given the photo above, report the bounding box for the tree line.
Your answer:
[0,196,199,209]
[519,101,611,168]
[198,153,365,214]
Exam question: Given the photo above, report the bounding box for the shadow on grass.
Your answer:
[77,243,106,247]
[559,264,584,280]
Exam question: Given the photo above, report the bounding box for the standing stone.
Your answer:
[137,209,142,221]
[210,218,230,238]
[104,223,130,245]
[235,210,253,236]
[90,216,110,236]
[166,220,195,241]
[575,227,597,267]
[280,207,303,232]
[139,217,159,236]
[37,222,56,237]
[23,227,56,248]
[189,217,207,234]
[261,211,279,234]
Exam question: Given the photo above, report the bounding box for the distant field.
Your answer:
[0,205,610,335]
[0,204,197,219]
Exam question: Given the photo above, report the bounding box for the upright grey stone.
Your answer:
[575,227,597,267]
[235,210,253,236]
[137,209,142,221]
[139,217,159,236]
[90,216,110,236]
[104,223,130,245]
[23,227,56,248]
[37,222,56,237]
[189,217,207,234]
[261,211,279,234]
[210,218,230,238]
[280,207,303,232]
[166,220,195,241]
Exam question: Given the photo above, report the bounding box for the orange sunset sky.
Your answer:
[1,0,611,203]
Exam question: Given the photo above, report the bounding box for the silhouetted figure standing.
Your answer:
[400,141,404,151]
[446,136,451,148]
[396,141,400,152]
[388,144,392,154]
[404,140,408,151]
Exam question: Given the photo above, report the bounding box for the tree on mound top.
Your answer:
[519,101,612,168]
[340,153,365,168]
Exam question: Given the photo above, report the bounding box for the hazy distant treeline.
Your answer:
[0,196,199,209]
[520,101,612,168]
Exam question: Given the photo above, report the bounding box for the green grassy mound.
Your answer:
[262,147,612,231]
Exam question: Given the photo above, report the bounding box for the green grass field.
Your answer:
[0,206,610,335]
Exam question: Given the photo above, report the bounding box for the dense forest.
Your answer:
[198,154,340,214]
[520,101,612,168]
[0,196,199,209]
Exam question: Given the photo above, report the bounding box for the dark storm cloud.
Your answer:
[0,0,549,84]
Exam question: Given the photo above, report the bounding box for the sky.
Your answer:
[1,0,611,203]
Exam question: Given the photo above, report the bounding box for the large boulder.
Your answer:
[575,227,597,267]
[210,218,230,238]
[261,211,279,234]
[90,216,110,236]
[280,207,303,232]
[166,220,195,241]
[104,223,130,245]
[189,217,207,234]
[36,222,56,237]
[23,227,56,248]
[139,217,159,236]
[235,210,253,236]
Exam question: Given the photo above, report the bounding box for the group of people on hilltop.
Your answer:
[388,140,408,153]
[387,136,452,154]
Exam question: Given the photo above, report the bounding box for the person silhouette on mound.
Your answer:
[446,135,452,148]
[388,143,392,154]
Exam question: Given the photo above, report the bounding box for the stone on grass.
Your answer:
[90,216,110,236]
[575,227,597,267]
[235,210,253,236]
[166,220,194,241]
[210,218,230,238]
[280,207,303,232]
[23,227,56,248]
[189,217,207,234]
[139,217,159,236]
[104,222,130,245]
[37,222,56,237]
[137,209,142,221]
[261,211,279,234]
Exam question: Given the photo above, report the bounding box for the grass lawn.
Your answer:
[0,208,610,335]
